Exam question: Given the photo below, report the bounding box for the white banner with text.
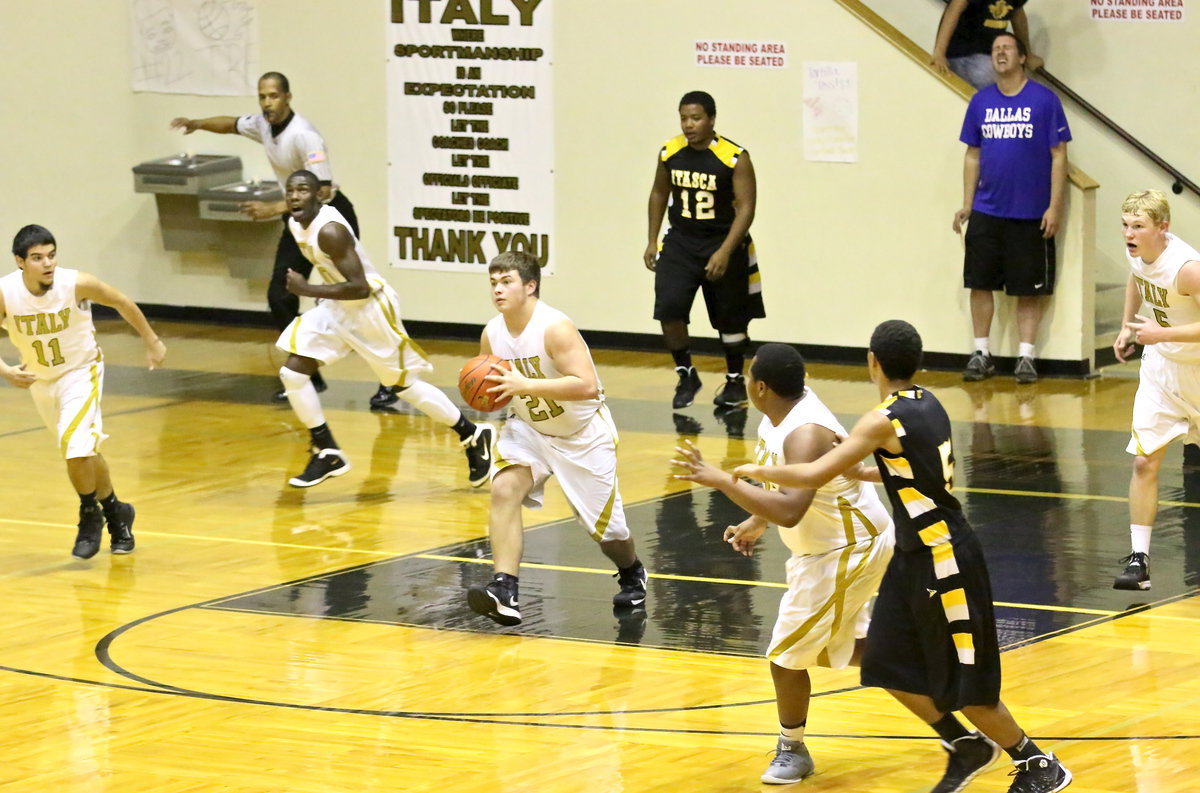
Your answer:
[387,0,554,273]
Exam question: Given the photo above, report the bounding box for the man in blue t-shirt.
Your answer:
[953,32,1069,384]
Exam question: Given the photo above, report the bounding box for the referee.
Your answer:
[171,71,396,407]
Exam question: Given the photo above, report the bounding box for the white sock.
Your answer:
[1131,524,1152,555]
[974,337,990,355]
[395,379,462,426]
[279,367,325,429]
[1019,342,1036,360]
[780,724,806,743]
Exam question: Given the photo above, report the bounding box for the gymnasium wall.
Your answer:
[864,0,1200,286]
[0,0,1126,363]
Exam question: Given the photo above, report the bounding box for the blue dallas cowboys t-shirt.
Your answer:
[960,80,1071,220]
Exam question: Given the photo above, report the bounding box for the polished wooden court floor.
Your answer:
[1,320,1196,792]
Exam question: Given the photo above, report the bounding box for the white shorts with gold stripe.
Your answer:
[767,529,894,671]
[492,406,630,542]
[1127,346,1200,456]
[31,360,108,459]
[275,283,432,387]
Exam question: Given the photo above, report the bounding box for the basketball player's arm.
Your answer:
[953,146,980,233]
[644,160,671,271]
[169,116,238,134]
[1127,260,1200,345]
[1113,274,1142,362]
[1042,142,1067,238]
[486,319,599,402]
[75,273,166,369]
[478,328,493,356]
[929,0,967,74]
[673,424,831,527]
[285,224,371,301]
[735,411,894,489]
[0,293,36,387]
[706,152,757,281]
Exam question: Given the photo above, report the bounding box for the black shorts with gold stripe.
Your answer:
[860,528,1002,712]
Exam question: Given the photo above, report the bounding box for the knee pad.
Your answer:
[279,366,311,394]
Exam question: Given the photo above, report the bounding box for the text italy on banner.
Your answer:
[387,0,554,274]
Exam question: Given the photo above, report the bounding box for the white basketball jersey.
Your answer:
[484,301,604,437]
[754,388,892,556]
[236,110,335,190]
[1127,233,1200,363]
[289,205,384,309]
[0,268,101,381]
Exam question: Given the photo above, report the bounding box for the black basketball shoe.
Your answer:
[72,504,105,560]
[613,560,648,608]
[1007,753,1072,793]
[289,448,351,488]
[1113,551,1150,590]
[467,574,521,626]
[931,732,1001,793]
[107,502,136,554]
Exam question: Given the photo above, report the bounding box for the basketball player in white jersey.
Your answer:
[276,170,493,488]
[672,343,894,784]
[466,251,647,626]
[171,71,392,407]
[0,225,166,559]
[1112,189,1200,591]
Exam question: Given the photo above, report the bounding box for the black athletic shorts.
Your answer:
[652,231,765,333]
[963,210,1056,296]
[860,530,1002,713]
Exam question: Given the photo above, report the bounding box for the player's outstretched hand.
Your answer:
[169,117,197,134]
[671,439,734,489]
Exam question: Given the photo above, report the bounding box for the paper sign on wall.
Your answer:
[130,0,258,95]
[694,40,788,69]
[1090,0,1185,21]
[803,61,858,163]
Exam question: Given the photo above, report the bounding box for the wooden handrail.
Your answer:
[1035,68,1197,197]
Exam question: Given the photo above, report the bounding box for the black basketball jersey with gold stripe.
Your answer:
[872,386,971,553]
[659,133,744,241]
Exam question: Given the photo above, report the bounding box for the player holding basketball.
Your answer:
[734,321,1071,793]
[466,251,647,626]
[1,224,167,558]
[275,170,492,488]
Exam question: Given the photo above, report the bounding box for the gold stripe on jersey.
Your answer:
[287,315,303,353]
[898,487,937,518]
[931,540,960,579]
[590,485,618,541]
[952,631,976,664]
[890,418,906,437]
[918,521,951,547]
[941,587,969,622]
[1131,429,1147,456]
[659,134,744,167]
[837,496,884,540]
[660,134,688,161]
[59,362,101,457]
[881,455,913,480]
[709,136,743,169]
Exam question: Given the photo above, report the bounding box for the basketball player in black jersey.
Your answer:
[644,91,764,412]
[735,321,1071,793]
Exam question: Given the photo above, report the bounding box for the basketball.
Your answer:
[458,354,512,412]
